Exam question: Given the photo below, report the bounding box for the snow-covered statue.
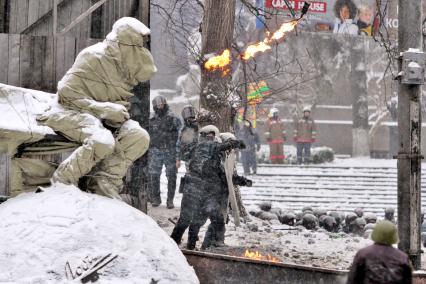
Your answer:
[37,17,156,199]
[0,17,156,199]
[176,64,201,99]
[175,27,201,102]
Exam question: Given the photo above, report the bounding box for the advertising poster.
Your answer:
[264,0,379,36]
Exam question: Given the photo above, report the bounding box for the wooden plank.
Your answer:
[59,0,107,36]
[21,0,66,35]
[7,34,20,86]
[108,0,114,31]
[0,0,6,32]
[69,0,83,37]
[0,34,9,84]
[31,36,45,90]
[43,36,55,91]
[53,0,58,36]
[55,35,66,86]
[28,0,40,27]
[114,0,119,22]
[36,0,49,35]
[102,0,109,36]
[81,0,92,38]
[0,154,7,195]
[16,0,29,33]
[9,0,18,33]
[19,34,32,88]
[64,36,76,71]
[58,0,71,32]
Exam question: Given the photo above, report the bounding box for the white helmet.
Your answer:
[199,125,220,137]
[303,106,311,113]
[269,107,279,117]
[220,132,236,142]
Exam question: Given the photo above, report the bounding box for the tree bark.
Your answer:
[200,0,236,132]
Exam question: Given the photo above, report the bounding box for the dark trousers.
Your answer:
[241,150,257,174]
[148,147,177,202]
[297,142,311,163]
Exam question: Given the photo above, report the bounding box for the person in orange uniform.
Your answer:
[294,107,317,164]
[265,108,286,164]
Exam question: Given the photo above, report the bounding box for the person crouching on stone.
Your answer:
[37,18,155,199]
[170,125,246,250]
[347,220,412,284]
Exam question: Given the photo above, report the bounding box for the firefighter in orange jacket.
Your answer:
[265,108,286,164]
[294,107,317,164]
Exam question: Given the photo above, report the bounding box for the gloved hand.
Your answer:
[238,140,246,149]
[245,178,253,187]
[101,104,130,127]
[256,145,261,151]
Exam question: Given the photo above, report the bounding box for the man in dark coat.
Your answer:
[148,95,182,209]
[238,120,261,175]
[347,220,412,284]
[170,125,246,250]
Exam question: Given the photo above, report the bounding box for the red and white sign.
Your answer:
[265,0,327,13]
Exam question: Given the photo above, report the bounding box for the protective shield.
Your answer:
[224,149,240,227]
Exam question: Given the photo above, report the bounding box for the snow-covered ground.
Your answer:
[0,184,199,283]
[150,157,426,270]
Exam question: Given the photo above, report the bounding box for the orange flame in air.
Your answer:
[244,249,279,263]
[204,49,232,75]
[241,20,298,61]
[204,20,298,73]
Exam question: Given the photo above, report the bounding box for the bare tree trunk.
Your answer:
[200,1,248,216]
[200,0,236,132]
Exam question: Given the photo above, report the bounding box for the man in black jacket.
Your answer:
[148,95,182,209]
[170,125,248,250]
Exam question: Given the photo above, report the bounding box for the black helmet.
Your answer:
[181,105,197,120]
[152,95,167,108]
[152,95,168,115]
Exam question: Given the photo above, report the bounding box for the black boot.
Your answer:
[187,225,201,250]
[166,176,177,209]
[171,225,185,245]
[149,174,161,206]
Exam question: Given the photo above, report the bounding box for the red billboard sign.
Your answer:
[265,0,327,13]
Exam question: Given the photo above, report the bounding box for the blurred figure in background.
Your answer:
[238,120,261,175]
[294,107,317,164]
[265,108,286,164]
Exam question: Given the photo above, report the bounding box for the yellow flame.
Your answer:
[241,41,272,60]
[244,249,279,263]
[270,21,298,41]
[204,20,298,71]
[204,49,231,71]
[241,20,298,61]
